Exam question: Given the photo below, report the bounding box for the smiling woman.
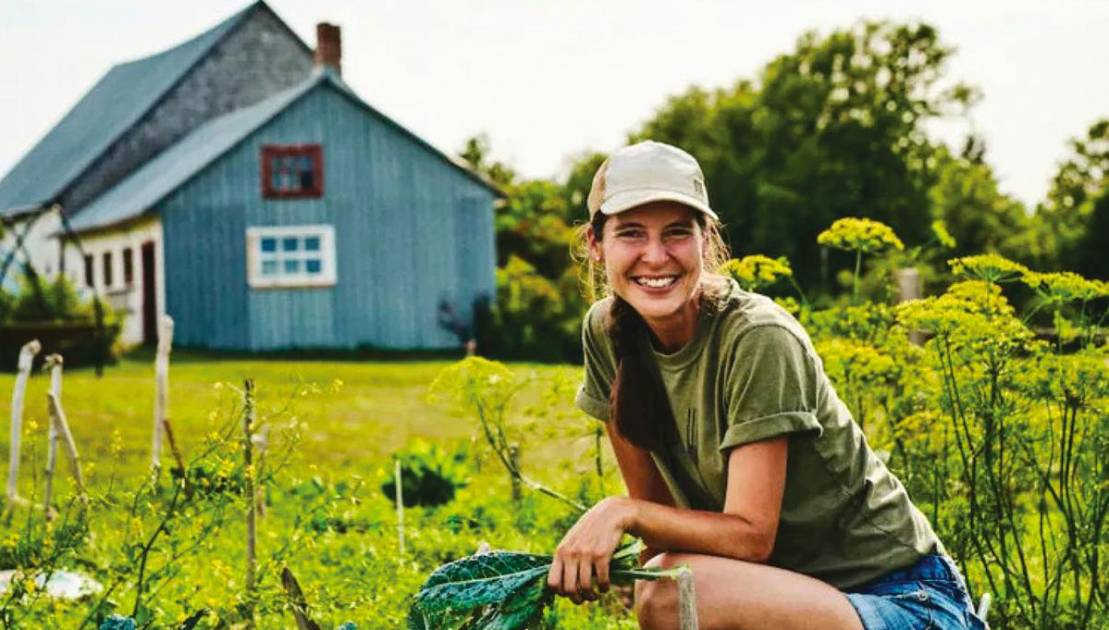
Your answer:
[553,141,988,630]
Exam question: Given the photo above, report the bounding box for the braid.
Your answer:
[607,295,675,452]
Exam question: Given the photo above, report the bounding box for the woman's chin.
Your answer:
[626,294,684,321]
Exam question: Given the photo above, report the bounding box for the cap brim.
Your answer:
[599,189,718,221]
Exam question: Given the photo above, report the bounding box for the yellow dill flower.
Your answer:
[947,254,1029,283]
[931,220,956,249]
[1023,271,1109,303]
[817,217,904,253]
[720,255,793,291]
[109,429,124,456]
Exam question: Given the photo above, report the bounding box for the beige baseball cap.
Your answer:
[586,140,717,221]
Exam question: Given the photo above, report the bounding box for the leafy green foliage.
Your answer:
[408,541,669,630]
[1027,118,1109,276]
[381,440,469,508]
[98,615,136,630]
[8,271,101,323]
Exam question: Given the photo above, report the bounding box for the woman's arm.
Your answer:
[626,437,786,562]
[547,428,787,602]
[605,421,675,564]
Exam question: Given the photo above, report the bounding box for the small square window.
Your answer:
[83,254,94,288]
[122,248,134,285]
[261,145,323,199]
[247,224,336,288]
[102,251,113,288]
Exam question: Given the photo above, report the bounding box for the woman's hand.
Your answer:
[546,496,636,604]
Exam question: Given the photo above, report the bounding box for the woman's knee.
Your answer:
[634,552,687,630]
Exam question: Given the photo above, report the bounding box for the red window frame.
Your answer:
[261,144,323,199]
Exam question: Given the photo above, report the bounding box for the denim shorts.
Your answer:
[844,554,989,630]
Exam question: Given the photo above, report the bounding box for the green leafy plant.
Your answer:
[408,540,683,630]
[381,440,469,508]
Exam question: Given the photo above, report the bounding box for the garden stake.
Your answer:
[253,425,269,518]
[243,378,257,629]
[676,567,699,630]
[152,315,174,471]
[42,354,63,518]
[161,418,187,487]
[46,391,85,497]
[394,455,405,554]
[7,339,40,506]
[509,444,521,501]
[280,566,321,630]
[977,592,991,622]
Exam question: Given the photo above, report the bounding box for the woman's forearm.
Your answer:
[623,497,776,563]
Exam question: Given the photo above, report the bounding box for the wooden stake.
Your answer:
[509,444,521,501]
[46,392,84,495]
[243,378,256,629]
[677,568,699,630]
[152,315,174,471]
[280,567,321,630]
[43,354,63,517]
[394,456,405,554]
[7,339,40,504]
[161,417,189,497]
[251,425,269,518]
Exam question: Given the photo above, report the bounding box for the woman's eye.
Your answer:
[665,229,693,239]
[616,230,645,240]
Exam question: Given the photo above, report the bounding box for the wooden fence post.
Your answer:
[152,315,174,471]
[509,445,521,501]
[677,568,699,630]
[7,339,40,505]
[43,354,63,516]
[46,390,84,497]
[243,378,257,629]
[394,456,405,554]
[252,425,269,518]
[281,566,321,630]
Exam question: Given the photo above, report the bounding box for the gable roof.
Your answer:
[68,69,503,234]
[0,2,290,218]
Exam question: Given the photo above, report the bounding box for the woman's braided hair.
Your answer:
[573,209,732,451]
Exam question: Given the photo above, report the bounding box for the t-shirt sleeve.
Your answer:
[719,325,823,451]
[574,302,616,422]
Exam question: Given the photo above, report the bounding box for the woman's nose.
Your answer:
[640,236,669,264]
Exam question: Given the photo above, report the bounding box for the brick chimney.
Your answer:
[315,22,341,75]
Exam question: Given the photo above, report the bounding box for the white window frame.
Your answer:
[245,224,337,288]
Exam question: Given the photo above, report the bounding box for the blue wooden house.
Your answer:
[0,2,500,350]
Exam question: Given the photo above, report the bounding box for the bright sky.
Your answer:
[2,0,1107,208]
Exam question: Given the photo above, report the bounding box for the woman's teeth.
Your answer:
[635,276,677,288]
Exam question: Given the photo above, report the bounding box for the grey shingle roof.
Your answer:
[0,2,258,217]
[67,69,504,234]
[68,70,326,234]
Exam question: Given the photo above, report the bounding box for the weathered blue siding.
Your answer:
[160,83,496,350]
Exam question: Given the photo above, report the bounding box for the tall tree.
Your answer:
[928,146,1028,260]
[634,21,978,289]
[1028,118,1109,275]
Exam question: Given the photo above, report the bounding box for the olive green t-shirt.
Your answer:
[574,280,942,589]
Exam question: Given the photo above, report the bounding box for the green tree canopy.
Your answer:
[1028,118,1108,276]
[632,20,979,289]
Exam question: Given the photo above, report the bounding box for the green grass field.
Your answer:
[0,352,635,628]
[1,352,598,487]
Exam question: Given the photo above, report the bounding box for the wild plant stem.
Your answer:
[852,249,862,305]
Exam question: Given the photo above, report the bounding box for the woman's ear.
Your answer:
[587,226,603,262]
